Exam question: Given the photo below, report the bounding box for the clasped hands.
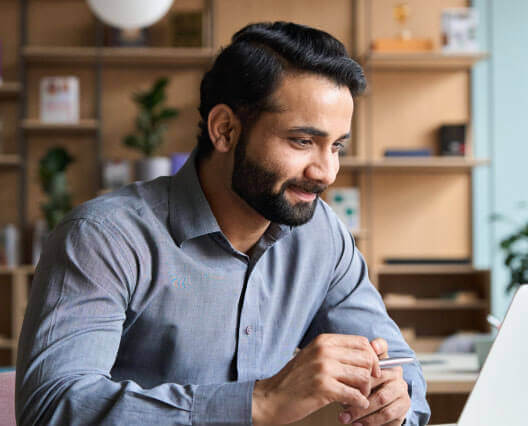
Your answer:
[252,334,411,425]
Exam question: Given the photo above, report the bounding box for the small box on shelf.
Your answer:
[326,187,360,233]
[39,76,80,124]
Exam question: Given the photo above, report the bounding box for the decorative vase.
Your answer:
[134,156,171,181]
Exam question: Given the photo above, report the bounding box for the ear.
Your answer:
[207,104,241,153]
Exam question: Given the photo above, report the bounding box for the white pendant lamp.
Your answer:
[87,0,174,30]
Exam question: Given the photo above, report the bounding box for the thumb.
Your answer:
[371,338,389,359]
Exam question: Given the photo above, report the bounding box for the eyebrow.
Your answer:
[288,126,350,141]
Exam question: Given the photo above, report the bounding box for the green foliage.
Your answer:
[122,77,179,157]
[38,147,75,231]
[492,201,528,293]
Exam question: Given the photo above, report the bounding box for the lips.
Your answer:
[288,186,317,202]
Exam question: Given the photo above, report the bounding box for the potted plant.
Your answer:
[33,147,74,264]
[123,77,179,181]
[492,202,528,293]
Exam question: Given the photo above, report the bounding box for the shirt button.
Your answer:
[245,326,252,335]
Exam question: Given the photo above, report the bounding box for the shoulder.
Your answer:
[60,176,171,232]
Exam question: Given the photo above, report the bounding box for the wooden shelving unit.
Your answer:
[364,51,489,70]
[0,155,22,167]
[21,119,99,132]
[23,46,216,67]
[0,82,21,98]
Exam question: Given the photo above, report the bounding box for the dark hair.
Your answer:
[196,21,367,159]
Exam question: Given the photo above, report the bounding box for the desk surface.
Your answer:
[418,353,479,394]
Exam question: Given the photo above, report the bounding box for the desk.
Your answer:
[419,353,478,424]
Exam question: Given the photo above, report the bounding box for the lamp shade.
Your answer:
[87,0,174,30]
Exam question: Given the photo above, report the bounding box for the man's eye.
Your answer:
[290,138,312,146]
[333,142,345,152]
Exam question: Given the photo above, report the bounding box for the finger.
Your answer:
[371,338,389,359]
[370,366,403,390]
[329,377,371,411]
[345,372,408,421]
[351,395,409,426]
[335,363,373,397]
[317,335,381,378]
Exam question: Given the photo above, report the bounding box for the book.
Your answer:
[327,187,360,232]
[384,149,432,157]
[442,8,479,53]
[40,76,80,123]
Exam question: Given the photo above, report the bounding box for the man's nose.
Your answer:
[304,152,338,186]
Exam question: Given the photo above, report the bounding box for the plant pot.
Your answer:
[134,156,171,181]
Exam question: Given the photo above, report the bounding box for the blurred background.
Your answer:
[0,1,526,424]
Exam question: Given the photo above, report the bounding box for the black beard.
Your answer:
[231,134,326,226]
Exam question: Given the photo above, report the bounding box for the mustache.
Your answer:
[284,180,327,195]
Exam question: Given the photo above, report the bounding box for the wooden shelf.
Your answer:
[339,156,369,169]
[339,156,489,171]
[0,337,15,350]
[22,119,99,132]
[102,47,215,66]
[0,154,22,167]
[385,299,488,310]
[0,82,21,98]
[370,157,490,171]
[377,264,477,275]
[0,265,35,275]
[23,46,216,67]
[364,51,489,70]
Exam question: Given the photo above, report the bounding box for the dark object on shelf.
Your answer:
[170,11,203,47]
[104,26,149,47]
[384,148,432,157]
[439,124,466,156]
[39,147,75,231]
[384,257,472,265]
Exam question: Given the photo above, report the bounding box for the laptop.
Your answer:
[442,284,528,426]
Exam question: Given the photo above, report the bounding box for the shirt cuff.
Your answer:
[192,380,255,425]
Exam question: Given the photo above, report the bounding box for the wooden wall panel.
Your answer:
[371,172,471,266]
[0,102,18,154]
[27,0,96,46]
[0,0,19,80]
[0,171,20,225]
[101,68,204,160]
[370,70,469,158]
[214,0,353,51]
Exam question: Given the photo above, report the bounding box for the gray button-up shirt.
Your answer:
[16,151,430,425]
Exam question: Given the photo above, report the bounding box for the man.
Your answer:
[16,22,430,425]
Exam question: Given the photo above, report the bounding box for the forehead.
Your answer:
[264,72,354,132]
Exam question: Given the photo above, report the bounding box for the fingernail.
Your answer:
[339,412,352,424]
[352,423,363,426]
[372,341,380,352]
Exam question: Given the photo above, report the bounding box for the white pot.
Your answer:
[135,156,171,181]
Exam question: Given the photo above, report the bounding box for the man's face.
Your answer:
[231,73,354,226]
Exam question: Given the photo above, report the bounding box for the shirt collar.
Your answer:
[169,148,293,248]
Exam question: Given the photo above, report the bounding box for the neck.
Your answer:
[198,153,270,254]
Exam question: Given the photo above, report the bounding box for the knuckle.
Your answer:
[312,374,328,390]
[377,389,390,406]
[383,404,397,421]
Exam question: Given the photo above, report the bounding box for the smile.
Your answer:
[288,186,317,202]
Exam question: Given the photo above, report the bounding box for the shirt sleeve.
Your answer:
[298,219,431,426]
[15,218,254,426]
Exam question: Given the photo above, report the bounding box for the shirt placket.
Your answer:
[236,263,261,382]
